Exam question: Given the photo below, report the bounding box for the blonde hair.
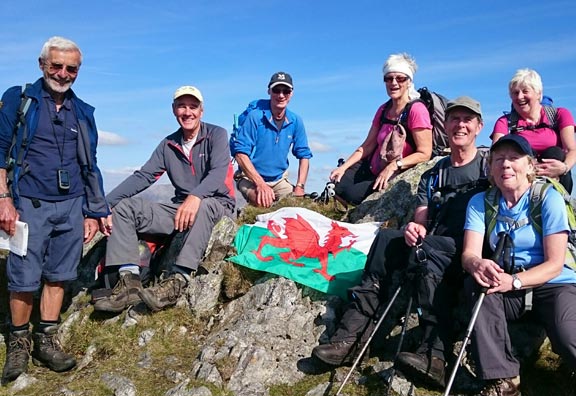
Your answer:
[508,68,543,101]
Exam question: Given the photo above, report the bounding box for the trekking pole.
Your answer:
[335,284,404,396]
[443,233,507,396]
[385,293,414,396]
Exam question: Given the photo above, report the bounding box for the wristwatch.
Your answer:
[512,274,522,290]
[395,160,403,170]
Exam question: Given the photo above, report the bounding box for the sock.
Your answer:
[10,322,30,333]
[37,320,59,333]
[119,264,140,276]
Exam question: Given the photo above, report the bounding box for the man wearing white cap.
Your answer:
[94,86,235,313]
[230,71,313,207]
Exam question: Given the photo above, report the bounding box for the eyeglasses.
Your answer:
[271,87,292,95]
[44,61,79,75]
[414,237,427,264]
[384,75,409,84]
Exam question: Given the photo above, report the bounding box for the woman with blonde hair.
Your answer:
[492,68,576,192]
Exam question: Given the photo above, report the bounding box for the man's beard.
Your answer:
[45,78,73,94]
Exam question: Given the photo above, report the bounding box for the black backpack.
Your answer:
[505,105,559,134]
[380,87,449,158]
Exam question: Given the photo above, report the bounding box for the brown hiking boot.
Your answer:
[477,378,520,396]
[31,325,76,372]
[395,351,446,388]
[1,330,31,385]
[93,272,143,313]
[311,340,368,366]
[138,273,188,312]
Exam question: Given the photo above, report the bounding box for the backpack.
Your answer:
[484,176,576,272]
[6,84,33,182]
[505,104,559,135]
[229,99,270,157]
[380,87,449,158]
[426,148,490,235]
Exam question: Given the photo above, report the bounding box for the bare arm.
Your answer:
[330,124,379,182]
[537,125,576,178]
[293,158,309,196]
[0,168,18,235]
[235,153,275,207]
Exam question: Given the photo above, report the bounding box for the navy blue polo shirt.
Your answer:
[18,89,84,200]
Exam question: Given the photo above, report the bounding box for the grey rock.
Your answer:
[138,329,155,346]
[137,351,153,369]
[164,369,187,383]
[76,344,98,371]
[305,383,330,396]
[8,373,38,393]
[187,271,223,315]
[101,373,137,396]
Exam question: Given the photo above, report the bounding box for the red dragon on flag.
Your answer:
[252,214,357,281]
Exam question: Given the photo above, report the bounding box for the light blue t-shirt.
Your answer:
[465,186,576,284]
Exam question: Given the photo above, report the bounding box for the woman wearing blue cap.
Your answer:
[461,134,576,395]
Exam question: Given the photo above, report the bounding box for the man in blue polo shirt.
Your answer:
[230,72,313,208]
[0,36,109,384]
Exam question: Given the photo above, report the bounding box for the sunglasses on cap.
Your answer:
[384,75,409,84]
[271,86,293,95]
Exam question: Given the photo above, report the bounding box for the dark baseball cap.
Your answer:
[491,134,533,156]
[268,72,293,89]
[446,96,482,118]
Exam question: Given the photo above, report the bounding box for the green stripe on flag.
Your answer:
[229,224,367,299]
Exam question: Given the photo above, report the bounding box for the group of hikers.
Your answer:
[0,36,574,396]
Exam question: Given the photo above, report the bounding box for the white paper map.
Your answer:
[0,221,29,256]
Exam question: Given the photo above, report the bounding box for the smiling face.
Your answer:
[489,144,534,193]
[509,83,541,118]
[384,73,410,100]
[39,48,81,95]
[445,108,483,150]
[268,84,293,112]
[172,95,203,136]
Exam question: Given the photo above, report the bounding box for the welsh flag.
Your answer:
[228,207,381,298]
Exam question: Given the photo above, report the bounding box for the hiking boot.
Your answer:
[396,351,446,388]
[311,340,368,366]
[138,273,188,312]
[1,330,31,385]
[93,272,143,313]
[477,378,520,396]
[31,326,76,372]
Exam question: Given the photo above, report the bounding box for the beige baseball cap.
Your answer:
[173,86,203,102]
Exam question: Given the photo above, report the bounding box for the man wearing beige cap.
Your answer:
[230,71,313,207]
[94,85,235,313]
[312,97,488,390]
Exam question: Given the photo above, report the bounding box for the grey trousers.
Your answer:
[467,279,576,380]
[105,197,230,271]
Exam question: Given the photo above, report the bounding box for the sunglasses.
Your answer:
[44,61,79,75]
[384,75,409,84]
[414,237,427,264]
[272,87,292,95]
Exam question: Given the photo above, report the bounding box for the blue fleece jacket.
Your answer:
[229,100,312,182]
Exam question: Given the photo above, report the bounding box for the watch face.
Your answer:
[513,277,521,289]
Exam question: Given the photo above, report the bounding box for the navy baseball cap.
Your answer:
[491,134,533,156]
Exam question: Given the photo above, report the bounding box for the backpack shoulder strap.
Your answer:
[426,156,451,201]
[506,109,520,134]
[9,84,33,170]
[484,186,500,236]
[541,105,559,132]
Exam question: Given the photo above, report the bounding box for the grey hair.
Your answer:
[382,53,418,76]
[508,68,543,101]
[39,36,82,64]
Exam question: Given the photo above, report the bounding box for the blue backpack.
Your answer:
[230,99,270,153]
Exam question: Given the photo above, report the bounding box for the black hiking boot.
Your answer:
[93,272,143,313]
[31,325,76,372]
[312,340,368,366]
[396,351,446,388]
[138,273,188,312]
[1,330,32,385]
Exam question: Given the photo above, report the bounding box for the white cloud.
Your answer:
[309,141,331,153]
[98,130,129,145]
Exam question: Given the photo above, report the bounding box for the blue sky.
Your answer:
[1,0,576,195]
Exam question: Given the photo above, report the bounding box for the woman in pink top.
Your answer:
[492,68,576,192]
[330,53,433,205]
